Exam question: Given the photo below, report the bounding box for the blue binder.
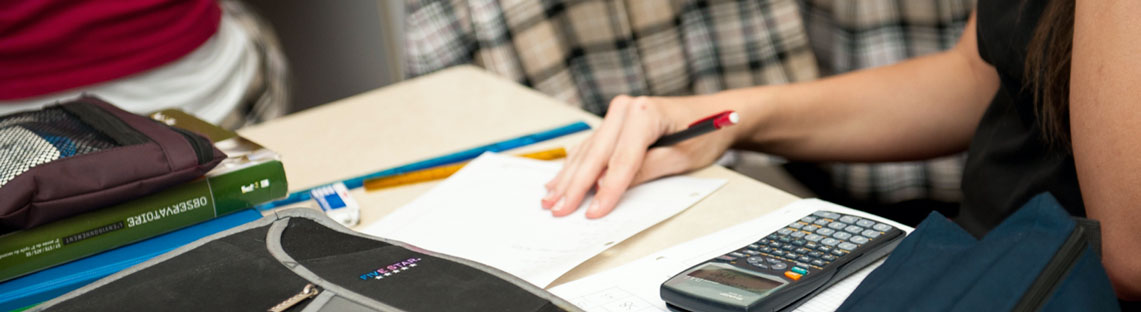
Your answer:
[0,209,263,311]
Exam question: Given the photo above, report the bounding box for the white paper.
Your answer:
[360,153,727,287]
[548,199,915,312]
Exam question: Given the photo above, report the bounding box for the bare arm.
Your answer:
[725,12,999,162]
[1070,0,1141,299]
[542,12,999,219]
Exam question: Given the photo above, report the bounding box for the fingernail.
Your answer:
[551,198,566,213]
[586,200,600,215]
[541,192,560,209]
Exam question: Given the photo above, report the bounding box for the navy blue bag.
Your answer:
[837,193,1119,311]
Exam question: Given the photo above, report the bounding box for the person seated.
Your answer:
[0,0,287,129]
[542,0,1141,300]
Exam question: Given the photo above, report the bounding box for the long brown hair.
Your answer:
[1024,0,1075,151]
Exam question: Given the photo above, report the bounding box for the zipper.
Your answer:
[1011,224,1089,312]
[268,283,320,312]
[170,126,213,165]
[61,101,150,146]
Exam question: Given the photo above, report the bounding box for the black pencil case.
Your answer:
[32,208,580,311]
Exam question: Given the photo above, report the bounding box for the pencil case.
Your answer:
[0,95,226,233]
[32,208,580,312]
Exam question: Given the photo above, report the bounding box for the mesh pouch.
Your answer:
[0,96,225,233]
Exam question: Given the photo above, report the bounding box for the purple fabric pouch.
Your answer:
[0,96,225,233]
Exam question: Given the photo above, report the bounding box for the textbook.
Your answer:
[0,110,287,283]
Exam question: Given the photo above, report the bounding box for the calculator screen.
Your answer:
[688,266,783,294]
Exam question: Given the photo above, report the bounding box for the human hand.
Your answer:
[540,95,739,219]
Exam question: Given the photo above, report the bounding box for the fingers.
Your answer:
[543,135,591,209]
[585,108,660,219]
[546,95,635,215]
[589,147,691,218]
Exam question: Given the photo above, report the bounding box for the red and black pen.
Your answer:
[649,110,739,148]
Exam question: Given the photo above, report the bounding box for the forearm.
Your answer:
[727,48,996,162]
[681,14,998,163]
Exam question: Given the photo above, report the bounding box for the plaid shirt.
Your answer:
[405,0,973,204]
[406,0,818,115]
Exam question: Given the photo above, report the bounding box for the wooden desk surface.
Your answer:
[237,66,798,287]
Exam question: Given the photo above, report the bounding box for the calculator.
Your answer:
[661,210,905,312]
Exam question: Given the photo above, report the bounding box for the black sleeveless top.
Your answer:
[959,0,1084,237]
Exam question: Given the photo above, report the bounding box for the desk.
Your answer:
[237,66,799,287]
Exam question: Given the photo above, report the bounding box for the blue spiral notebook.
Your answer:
[0,209,263,311]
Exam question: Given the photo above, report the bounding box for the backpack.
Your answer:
[838,192,1119,311]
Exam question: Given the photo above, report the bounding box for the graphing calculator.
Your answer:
[661,210,905,312]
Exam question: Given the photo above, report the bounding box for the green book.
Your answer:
[0,110,288,282]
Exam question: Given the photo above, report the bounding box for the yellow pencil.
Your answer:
[363,147,567,191]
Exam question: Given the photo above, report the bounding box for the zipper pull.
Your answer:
[268,283,320,312]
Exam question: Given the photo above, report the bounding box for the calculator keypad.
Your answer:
[716,210,899,282]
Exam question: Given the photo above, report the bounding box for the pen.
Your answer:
[649,110,739,148]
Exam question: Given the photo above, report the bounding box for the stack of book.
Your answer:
[0,110,288,310]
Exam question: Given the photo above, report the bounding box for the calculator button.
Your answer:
[810,259,826,267]
[849,236,869,245]
[784,271,802,281]
[873,223,893,232]
[782,245,795,251]
[821,238,840,246]
[801,216,817,223]
[821,254,837,262]
[778,228,794,235]
[805,242,819,249]
[804,224,822,231]
[793,239,808,246]
[831,249,847,256]
[824,212,843,220]
[808,251,824,258]
[790,231,806,238]
[827,222,847,230]
[771,262,788,270]
[717,255,736,261]
[748,244,761,249]
[795,247,811,254]
[759,246,773,253]
[768,241,782,248]
[767,234,781,241]
[816,228,835,236]
[747,256,765,264]
[812,211,832,218]
[839,216,859,224]
[730,252,747,258]
[832,232,852,240]
[818,246,832,253]
[789,222,804,229]
[844,225,864,234]
[838,242,858,251]
[743,249,761,255]
[770,250,786,257]
[814,219,830,226]
[766,257,782,264]
[861,229,881,239]
[778,236,792,243]
[791,266,809,275]
[786,253,800,260]
[805,234,823,242]
[856,219,875,227]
